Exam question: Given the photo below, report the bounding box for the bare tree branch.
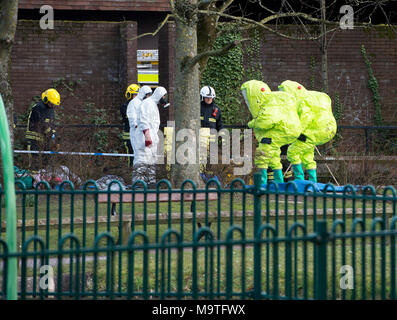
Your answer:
[284,1,315,36]
[170,0,176,11]
[259,11,337,25]
[254,0,276,15]
[200,9,344,40]
[219,0,236,13]
[188,38,249,68]
[198,0,214,6]
[126,14,174,41]
[379,2,397,34]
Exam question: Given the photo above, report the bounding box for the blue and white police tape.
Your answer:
[14,150,134,157]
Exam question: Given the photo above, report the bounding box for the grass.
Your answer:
[9,202,396,252]
[4,191,395,221]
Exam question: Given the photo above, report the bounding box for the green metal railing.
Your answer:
[0,174,396,299]
[0,94,17,300]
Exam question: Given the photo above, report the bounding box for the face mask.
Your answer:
[241,89,250,111]
[159,95,168,108]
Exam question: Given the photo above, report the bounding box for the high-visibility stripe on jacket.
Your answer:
[25,100,56,144]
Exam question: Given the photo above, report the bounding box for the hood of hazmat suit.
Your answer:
[240,80,271,118]
[241,80,302,144]
[150,86,168,104]
[138,85,153,100]
[278,80,307,99]
[279,80,337,145]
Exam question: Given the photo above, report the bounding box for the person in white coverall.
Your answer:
[126,85,153,163]
[132,86,168,187]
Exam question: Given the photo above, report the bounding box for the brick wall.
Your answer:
[257,28,397,126]
[11,20,137,125]
[19,0,171,11]
[11,21,397,127]
[162,24,397,127]
[10,20,397,150]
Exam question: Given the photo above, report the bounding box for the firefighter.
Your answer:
[199,86,224,177]
[120,84,140,166]
[132,86,168,187]
[241,80,302,184]
[25,88,60,170]
[200,86,223,131]
[278,80,337,183]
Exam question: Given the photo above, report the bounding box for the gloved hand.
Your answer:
[143,129,152,147]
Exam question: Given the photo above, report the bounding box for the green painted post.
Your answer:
[0,94,17,300]
[253,172,262,299]
[315,220,328,300]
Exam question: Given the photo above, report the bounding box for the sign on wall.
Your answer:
[138,50,159,86]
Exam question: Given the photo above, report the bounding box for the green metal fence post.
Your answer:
[0,94,17,300]
[253,172,263,299]
[315,220,328,300]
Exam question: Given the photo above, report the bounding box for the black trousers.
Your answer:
[26,139,51,171]
[123,138,134,167]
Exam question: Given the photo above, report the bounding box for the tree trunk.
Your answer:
[0,0,19,148]
[197,6,218,78]
[170,0,201,188]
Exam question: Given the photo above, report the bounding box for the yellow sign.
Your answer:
[138,71,159,84]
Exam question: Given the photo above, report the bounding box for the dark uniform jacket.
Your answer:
[200,101,223,131]
[120,101,130,141]
[25,100,56,148]
[120,100,133,166]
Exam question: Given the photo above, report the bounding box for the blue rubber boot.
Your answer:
[307,169,317,183]
[260,168,268,185]
[292,164,305,181]
[273,169,284,183]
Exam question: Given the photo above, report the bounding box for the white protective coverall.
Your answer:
[126,85,152,158]
[132,86,167,186]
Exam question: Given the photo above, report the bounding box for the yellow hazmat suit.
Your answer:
[241,80,302,184]
[278,80,337,182]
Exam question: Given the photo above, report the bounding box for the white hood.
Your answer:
[137,85,152,100]
[151,86,167,104]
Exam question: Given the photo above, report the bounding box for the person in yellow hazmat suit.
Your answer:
[278,80,337,183]
[241,80,302,185]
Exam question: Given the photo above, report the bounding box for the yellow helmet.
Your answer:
[125,84,140,100]
[42,88,61,105]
